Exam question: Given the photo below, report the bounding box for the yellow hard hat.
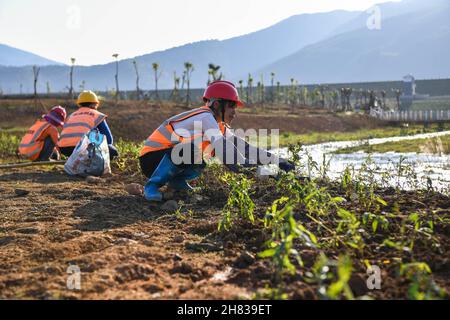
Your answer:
[77,90,99,106]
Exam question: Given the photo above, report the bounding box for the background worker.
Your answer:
[139,80,295,202]
[58,90,119,160]
[18,106,66,162]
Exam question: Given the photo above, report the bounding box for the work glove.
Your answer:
[278,158,296,173]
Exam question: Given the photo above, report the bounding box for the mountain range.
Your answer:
[0,0,449,94]
[258,0,450,84]
[0,44,63,67]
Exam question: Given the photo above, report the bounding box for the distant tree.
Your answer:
[340,88,346,111]
[32,65,40,99]
[112,53,120,101]
[363,90,369,107]
[392,88,402,110]
[238,80,244,101]
[170,71,180,102]
[46,81,51,94]
[345,88,353,111]
[368,90,376,110]
[289,78,299,109]
[257,82,261,104]
[260,74,265,104]
[79,80,86,92]
[380,90,387,109]
[132,59,141,100]
[207,63,222,85]
[32,65,45,110]
[246,74,253,105]
[184,62,194,106]
[181,71,186,90]
[69,57,76,99]
[270,72,275,103]
[356,89,364,107]
[339,88,353,112]
[332,90,339,110]
[301,86,308,106]
[152,62,162,101]
[318,85,325,109]
[276,81,281,105]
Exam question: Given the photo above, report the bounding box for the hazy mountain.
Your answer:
[2,0,448,94]
[0,43,63,67]
[0,10,360,93]
[257,0,450,84]
[329,0,450,37]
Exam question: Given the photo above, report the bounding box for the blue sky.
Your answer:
[0,0,401,66]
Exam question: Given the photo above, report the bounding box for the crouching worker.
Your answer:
[139,80,295,202]
[57,90,119,160]
[18,106,67,161]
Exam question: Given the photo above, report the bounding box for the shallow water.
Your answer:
[273,131,450,192]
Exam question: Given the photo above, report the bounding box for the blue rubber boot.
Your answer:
[144,154,182,202]
[168,165,204,191]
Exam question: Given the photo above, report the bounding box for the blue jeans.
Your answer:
[36,137,57,161]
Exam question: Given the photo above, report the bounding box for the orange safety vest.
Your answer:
[19,119,59,161]
[58,107,107,148]
[140,106,226,157]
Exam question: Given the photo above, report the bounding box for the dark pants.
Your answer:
[139,149,170,178]
[139,145,205,179]
[36,137,58,161]
[60,144,119,161]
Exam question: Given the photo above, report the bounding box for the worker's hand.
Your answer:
[278,158,295,172]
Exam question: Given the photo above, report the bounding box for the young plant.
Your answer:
[276,171,344,217]
[259,198,317,277]
[113,139,142,175]
[399,262,447,300]
[405,213,437,251]
[305,253,355,300]
[362,211,390,234]
[336,208,364,250]
[326,255,355,300]
[218,172,255,231]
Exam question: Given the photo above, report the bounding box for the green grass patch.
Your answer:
[0,131,23,160]
[270,123,450,147]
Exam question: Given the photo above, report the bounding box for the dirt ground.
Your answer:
[0,99,448,300]
[0,166,251,299]
[0,165,449,299]
[0,99,386,142]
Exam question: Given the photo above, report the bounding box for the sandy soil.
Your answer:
[0,165,448,299]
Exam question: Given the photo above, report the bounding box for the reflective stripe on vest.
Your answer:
[18,119,51,160]
[140,106,226,157]
[58,107,106,148]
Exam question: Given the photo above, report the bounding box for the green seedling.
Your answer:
[218,172,255,231]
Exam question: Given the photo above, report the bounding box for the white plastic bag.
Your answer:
[64,129,111,177]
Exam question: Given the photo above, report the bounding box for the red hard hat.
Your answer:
[203,80,244,107]
[44,106,67,127]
